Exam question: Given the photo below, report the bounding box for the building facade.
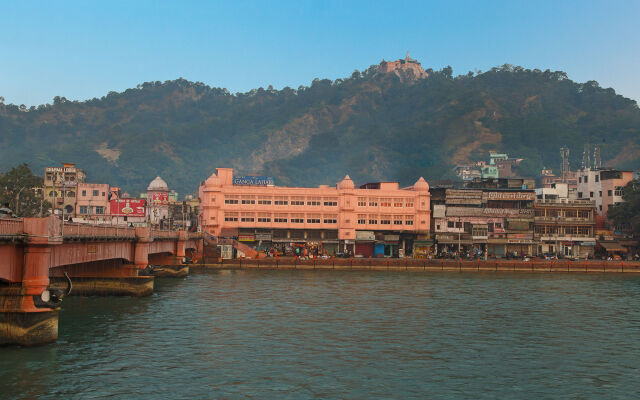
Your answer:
[577,168,633,216]
[533,198,596,258]
[43,162,86,217]
[431,187,535,258]
[147,177,170,226]
[199,168,431,257]
[75,183,110,221]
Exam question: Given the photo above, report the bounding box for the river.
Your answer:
[2,270,640,399]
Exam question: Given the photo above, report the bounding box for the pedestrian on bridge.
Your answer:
[0,202,16,218]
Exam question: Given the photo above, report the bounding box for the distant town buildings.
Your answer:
[44,163,86,217]
[455,151,523,182]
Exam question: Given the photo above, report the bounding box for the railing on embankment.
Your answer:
[195,257,640,273]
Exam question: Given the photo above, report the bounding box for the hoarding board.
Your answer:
[487,191,535,201]
[110,199,146,217]
[150,192,169,206]
[232,176,275,186]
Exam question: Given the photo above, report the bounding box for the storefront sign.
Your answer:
[384,234,400,241]
[447,207,534,217]
[356,231,375,241]
[255,233,272,241]
[232,176,275,186]
[110,199,146,217]
[238,235,255,242]
[487,191,535,201]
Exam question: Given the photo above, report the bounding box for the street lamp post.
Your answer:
[14,186,26,216]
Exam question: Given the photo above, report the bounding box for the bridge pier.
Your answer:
[1,218,62,346]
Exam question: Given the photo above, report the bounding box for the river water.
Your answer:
[2,270,640,399]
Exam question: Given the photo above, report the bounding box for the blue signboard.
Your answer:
[233,176,275,186]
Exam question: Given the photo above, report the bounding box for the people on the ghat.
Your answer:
[0,202,16,218]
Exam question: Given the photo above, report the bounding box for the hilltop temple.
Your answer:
[377,52,429,80]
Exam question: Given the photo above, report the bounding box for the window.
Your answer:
[380,215,391,225]
[241,197,255,205]
[393,216,403,225]
[455,222,462,228]
[102,192,105,196]
[608,190,612,196]
[241,213,255,222]
[274,196,288,205]
[405,199,414,207]
[368,198,378,207]
[380,198,392,207]
[590,192,594,198]
[599,205,602,211]
[368,215,378,224]
[357,214,366,224]
[584,176,588,183]
[599,191,602,197]
[323,215,338,224]
[92,190,99,196]
[595,175,599,182]
[307,214,321,224]
[290,214,304,223]
[436,224,441,230]
[307,197,321,206]
[95,206,105,215]
[79,206,88,214]
[578,177,582,183]
[224,196,239,205]
[358,197,367,207]
[274,213,287,223]
[257,198,272,205]
[257,213,271,223]
[224,212,238,222]
[393,199,403,207]
[82,190,87,196]
[578,192,582,198]
[291,196,305,206]
[614,186,623,196]
[448,221,454,228]
[323,198,338,207]
[405,216,414,225]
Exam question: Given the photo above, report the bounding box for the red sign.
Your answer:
[150,192,169,206]
[110,199,146,217]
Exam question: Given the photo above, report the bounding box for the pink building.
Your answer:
[577,169,633,216]
[199,168,431,257]
[76,183,110,221]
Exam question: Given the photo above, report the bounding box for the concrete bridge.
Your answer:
[0,216,199,346]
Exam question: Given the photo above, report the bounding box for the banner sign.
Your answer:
[487,191,535,201]
[447,207,534,217]
[233,176,275,186]
[150,192,169,206]
[238,235,255,242]
[110,199,146,217]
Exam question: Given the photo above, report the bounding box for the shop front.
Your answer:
[355,230,375,257]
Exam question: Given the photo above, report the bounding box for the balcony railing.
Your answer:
[534,216,595,223]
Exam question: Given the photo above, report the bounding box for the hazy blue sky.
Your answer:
[1,0,639,106]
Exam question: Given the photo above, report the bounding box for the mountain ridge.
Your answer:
[1,63,638,195]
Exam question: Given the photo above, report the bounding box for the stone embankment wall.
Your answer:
[193,258,640,273]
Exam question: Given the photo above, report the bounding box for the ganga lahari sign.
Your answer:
[233,176,275,186]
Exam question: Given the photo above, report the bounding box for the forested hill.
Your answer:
[1,64,639,195]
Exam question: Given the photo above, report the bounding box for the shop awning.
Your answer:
[599,241,628,253]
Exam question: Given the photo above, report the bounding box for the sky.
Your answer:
[1,0,639,106]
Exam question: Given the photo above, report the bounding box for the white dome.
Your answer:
[147,176,169,191]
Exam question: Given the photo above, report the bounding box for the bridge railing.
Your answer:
[0,218,24,236]
[61,222,137,239]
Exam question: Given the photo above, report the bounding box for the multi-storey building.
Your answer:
[43,162,86,217]
[577,168,633,216]
[533,198,596,258]
[76,183,110,221]
[199,168,431,257]
[431,187,535,257]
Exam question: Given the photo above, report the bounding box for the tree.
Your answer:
[0,164,50,217]
[607,179,640,235]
